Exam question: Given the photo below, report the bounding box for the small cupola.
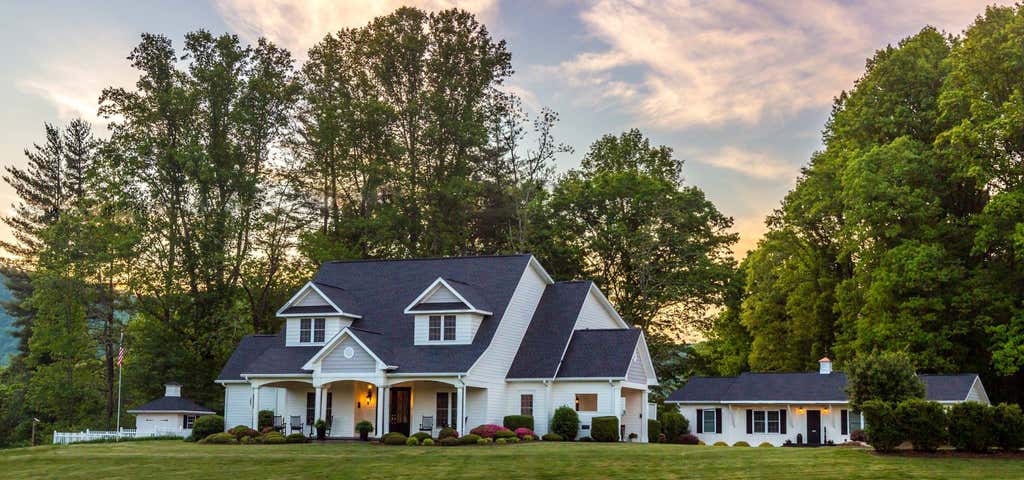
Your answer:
[818,357,832,375]
[165,382,182,397]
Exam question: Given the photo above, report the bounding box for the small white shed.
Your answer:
[127,383,215,437]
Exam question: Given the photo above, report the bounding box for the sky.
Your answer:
[0,0,1012,258]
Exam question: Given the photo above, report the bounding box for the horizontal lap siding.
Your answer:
[681,404,851,446]
[224,384,252,428]
[575,289,621,330]
[322,336,376,373]
[508,383,547,435]
[551,381,614,435]
[626,345,646,384]
[295,289,330,306]
[424,286,460,303]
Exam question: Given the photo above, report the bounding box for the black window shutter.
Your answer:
[746,409,753,434]
[696,409,703,434]
[841,410,848,435]
[780,409,787,434]
[715,408,723,434]
[182,415,188,429]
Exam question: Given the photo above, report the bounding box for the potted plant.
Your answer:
[356,420,374,441]
[628,432,638,442]
[315,419,327,441]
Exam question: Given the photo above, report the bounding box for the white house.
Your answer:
[216,254,658,440]
[665,358,990,446]
[126,382,215,437]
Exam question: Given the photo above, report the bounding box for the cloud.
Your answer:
[214,0,499,56]
[697,146,797,180]
[555,0,1012,129]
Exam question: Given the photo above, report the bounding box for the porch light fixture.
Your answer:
[796,407,805,415]
[822,408,830,414]
[367,386,374,402]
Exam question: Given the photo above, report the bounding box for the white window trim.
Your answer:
[436,391,457,428]
[575,393,598,412]
[520,393,534,417]
[702,409,717,433]
[442,315,456,341]
[751,409,780,434]
[848,410,864,433]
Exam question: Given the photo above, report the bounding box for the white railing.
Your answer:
[52,427,188,445]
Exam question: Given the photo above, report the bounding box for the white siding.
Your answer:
[322,336,376,373]
[966,377,990,404]
[285,317,351,347]
[224,384,252,428]
[413,313,483,345]
[423,285,461,303]
[507,383,548,435]
[408,381,458,436]
[678,404,850,447]
[135,413,183,435]
[550,381,617,437]
[626,346,646,385]
[575,288,622,330]
[259,387,281,412]
[466,261,549,425]
[295,288,331,307]
[467,388,488,431]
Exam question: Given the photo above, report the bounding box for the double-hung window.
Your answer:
[183,415,197,429]
[300,318,312,343]
[575,394,597,412]
[520,394,534,416]
[428,316,442,341]
[436,392,458,428]
[443,315,456,341]
[849,411,863,432]
[702,409,717,434]
[752,410,780,433]
[313,318,325,342]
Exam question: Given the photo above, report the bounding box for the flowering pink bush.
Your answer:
[514,427,537,439]
[469,424,509,438]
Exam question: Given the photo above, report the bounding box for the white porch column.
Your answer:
[314,386,323,432]
[456,385,466,435]
[374,386,385,437]
[381,386,390,434]
[641,389,649,443]
[251,385,260,428]
[282,389,289,432]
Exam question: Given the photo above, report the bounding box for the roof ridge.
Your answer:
[324,254,531,265]
[574,327,637,332]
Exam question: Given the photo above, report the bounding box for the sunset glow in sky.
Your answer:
[0,0,1011,257]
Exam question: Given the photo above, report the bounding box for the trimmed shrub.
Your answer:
[733,441,750,447]
[406,437,419,446]
[896,399,946,452]
[438,437,459,446]
[948,401,994,453]
[861,400,902,452]
[422,438,435,446]
[477,438,489,445]
[542,433,563,442]
[411,432,432,443]
[514,427,537,439]
[260,426,275,435]
[551,406,580,440]
[658,433,667,443]
[647,419,662,443]
[261,432,286,444]
[496,438,508,445]
[227,425,260,440]
[677,434,699,445]
[712,441,728,447]
[494,429,517,440]
[469,424,509,438]
[200,432,238,444]
[522,435,535,442]
[381,432,408,445]
[258,410,274,431]
[660,411,689,442]
[850,429,868,442]
[285,433,308,444]
[578,436,593,442]
[591,416,619,442]
[438,427,459,440]
[993,403,1024,452]
[191,415,225,441]
[504,415,534,431]
[240,436,254,444]
[458,434,482,445]
[698,440,706,445]
[758,442,774,447]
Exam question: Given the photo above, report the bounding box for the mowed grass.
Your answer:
[3,440,1024,480]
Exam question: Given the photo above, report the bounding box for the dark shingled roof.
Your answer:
[281,305,340,315]
[667,372,981,403]
[220,255,533,378]
[556,329,642,378]
[128,395,214,414]
[506,282,592,379]
[408,301,468,311]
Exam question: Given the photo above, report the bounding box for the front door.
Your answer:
[389,387,411,436]
[806,410,821,445]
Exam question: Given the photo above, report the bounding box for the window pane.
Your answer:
[767,411,780,433]
[575,394,597,412]
[521,394,533,416]
[753,410,765,433]
[300,318,311,343]
[850,411,863,431]
[306,392,315,423]
[313,318,325,342]
[703,410,716,433]
[429,316,441,341]
[436,392,449,427]
[443,315,456,340]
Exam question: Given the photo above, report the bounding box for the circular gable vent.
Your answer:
[343,346,355,359]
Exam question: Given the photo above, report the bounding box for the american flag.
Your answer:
[116,344,125,368]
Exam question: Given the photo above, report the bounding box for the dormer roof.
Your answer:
[276,281,361,318]
[403,277,493,315]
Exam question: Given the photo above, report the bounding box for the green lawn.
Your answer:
[2,441,1023,479]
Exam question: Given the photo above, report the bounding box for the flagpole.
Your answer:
[116,332,123,438]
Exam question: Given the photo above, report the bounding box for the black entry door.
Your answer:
[806,410,821,445]
[389,387,411,436]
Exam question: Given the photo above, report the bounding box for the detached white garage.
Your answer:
[127,383,215,437]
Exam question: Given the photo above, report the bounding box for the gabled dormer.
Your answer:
[405,277,491,345]
[277,281,361,347]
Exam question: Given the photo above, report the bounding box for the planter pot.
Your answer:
[316,428,326,441]
[359,430,369,441]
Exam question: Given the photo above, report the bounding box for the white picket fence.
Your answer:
[52,428,188,445]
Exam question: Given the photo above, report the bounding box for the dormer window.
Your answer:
[428,315,456,341]
[300,318,326,343]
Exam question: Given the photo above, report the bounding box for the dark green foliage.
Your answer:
[438,427,458,439]
[659,411,689,441]
[458,434,481,445]
[381,432,408,445]
[992,403,1024,451]
[861,400,902,452]
[493,429,517,440]
[261,432,286,444]
[410,432,432,442]
[845,352,925,410]
[541,433,562,441]
[199,432,237,444]
[438,437,459,446]
[733,441,750,447]
[551,406,579,440]
[895,399,946,452]
[191,415,224,441]
[258,411,274,431]
[590,416,619,442]
[503,415,533,430]
[647,419,661,443]
[356,421,374,434]
[850,430,867,442]
[948,402,994,452]
[228,425,260,440]
[285,433,308,444]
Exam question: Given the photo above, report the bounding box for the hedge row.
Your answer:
[862,400,1024,453]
